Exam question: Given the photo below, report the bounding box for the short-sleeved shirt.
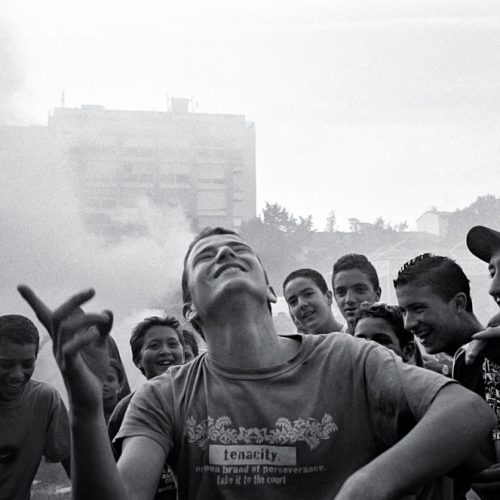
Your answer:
[0,379,70,500]
[116,333,454,500]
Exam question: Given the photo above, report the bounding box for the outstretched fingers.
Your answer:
[17,285,54,332]
[52,289,97,325]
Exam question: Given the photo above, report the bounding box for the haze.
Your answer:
[3,0,500,230]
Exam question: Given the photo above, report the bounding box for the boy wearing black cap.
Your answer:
[467,225,500,308]
[466,225,500,496]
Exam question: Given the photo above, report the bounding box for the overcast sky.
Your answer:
[3,0,500,230]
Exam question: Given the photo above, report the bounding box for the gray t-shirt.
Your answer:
[0,379,70,500]
[117,333,454,500]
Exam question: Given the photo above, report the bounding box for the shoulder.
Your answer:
[133,357,207,402]
[26,379,65,403]
[298,332,388,371]
[113,393,134,416]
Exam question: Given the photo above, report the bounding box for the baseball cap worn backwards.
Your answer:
[467,225,500,263]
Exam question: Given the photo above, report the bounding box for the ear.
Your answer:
[326,290,333,306]
[267,285,277,304]
[375,287,382,301]
[183,302,199,323]
[402,341,416,363]
[453,292,467,313]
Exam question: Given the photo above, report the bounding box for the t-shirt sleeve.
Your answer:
[360,342,456,450]
[43,388,71,463]
[115,376,175,457]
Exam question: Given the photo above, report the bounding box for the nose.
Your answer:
[157,342,173,357]
[489,274,500,301]
[9,364,24,381]
[215,245,236,262]
[403,311,417,332]
[298,295,309,309]
[345,290,356,304]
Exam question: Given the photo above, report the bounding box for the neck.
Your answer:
[320,316,344,334]
[446,314,484,356]
[201,299,300,369]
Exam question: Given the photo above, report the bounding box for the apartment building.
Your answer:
[48,100,256,237]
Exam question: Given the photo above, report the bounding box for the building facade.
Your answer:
[47,102,256,237]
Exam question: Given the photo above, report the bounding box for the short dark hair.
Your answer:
[354,302,414,347]
[332,254,380,290]
[393,253,473,312]
[0,315,39,355]
[283,268,328,295]
[182,329,199,357]
[130,315,185,375]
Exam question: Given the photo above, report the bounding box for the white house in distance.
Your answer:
[416,210,452,238]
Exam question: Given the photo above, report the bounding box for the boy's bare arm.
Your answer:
[335,383,496,500]
[18,285,164,500]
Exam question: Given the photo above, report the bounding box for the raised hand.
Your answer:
[18,285,113,411]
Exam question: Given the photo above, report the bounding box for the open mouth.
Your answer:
[214,264,245,279]
[5,382,23,391]
[155,360,173,368]
[414,328,432,345]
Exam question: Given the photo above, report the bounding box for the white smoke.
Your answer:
[0,126,194,399]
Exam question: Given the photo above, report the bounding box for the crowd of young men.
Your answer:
[2,224,500,499]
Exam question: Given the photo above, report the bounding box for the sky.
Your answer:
[2,0,500,230]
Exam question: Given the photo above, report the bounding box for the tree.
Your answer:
[325,210,336,232]
[296,215,314,233]
[395,220,408,232]
[262,202,297,232]
[374,216,385,231]
[446,194,500,243]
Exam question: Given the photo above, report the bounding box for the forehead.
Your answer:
[284,276,321,297]
[333,268,373,288]
[143,325,180,343]
[355,317,396,337]
[395,283,446,307]
[0,341,37,361]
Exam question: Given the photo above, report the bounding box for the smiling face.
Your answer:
[354,317,404,357]
[489,249,500,308]
[395,283,461,356]
[0,341,36,402]
[185,234,272,321]
[284,277,334,334]
[102,366,120,401]
[137,326,184,380]
[333,269,381,328]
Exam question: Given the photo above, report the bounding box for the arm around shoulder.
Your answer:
[336,383,496,500]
